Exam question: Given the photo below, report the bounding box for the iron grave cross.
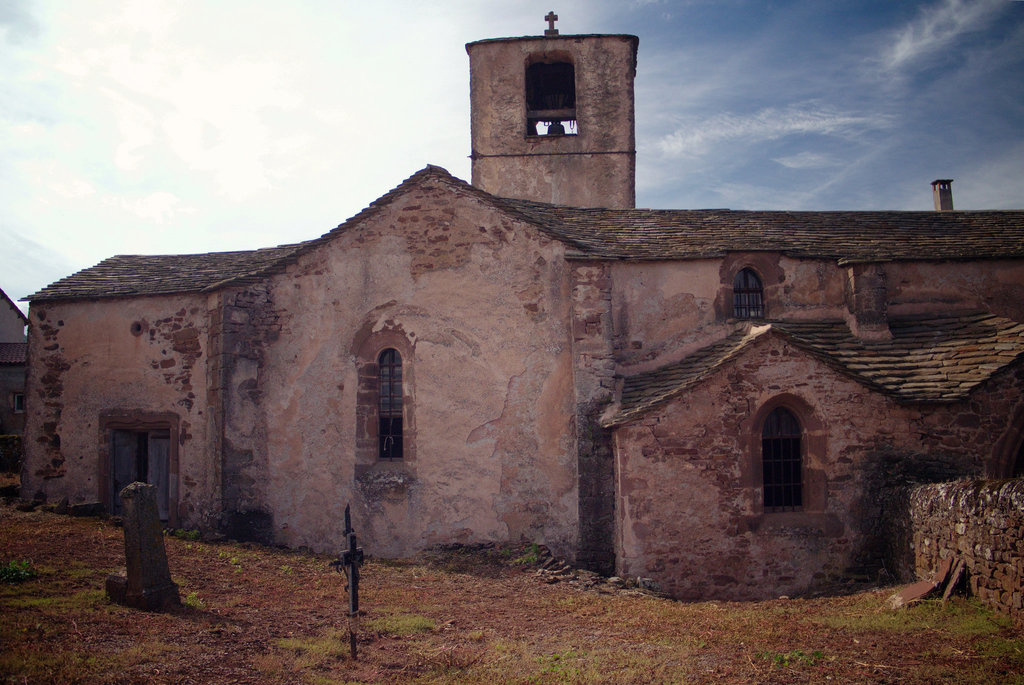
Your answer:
[331,503,364,659]
[545,11,559,36]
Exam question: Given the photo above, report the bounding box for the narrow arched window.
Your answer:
[378,349,403,460]
[762,407,802,511]
[733,268,764,319]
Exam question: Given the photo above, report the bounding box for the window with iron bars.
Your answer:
[762,407,802,511]
[378,348,403,460]
[733,268,764,319]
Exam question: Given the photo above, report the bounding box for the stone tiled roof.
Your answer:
[775,314,1024,402]
[26,245,306,302]
[606,313,1024,426]
[610,327,769,426]
[501,199,1024,264]
[25,165,1024,302]
[0,342,27,365]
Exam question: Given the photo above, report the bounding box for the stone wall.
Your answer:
[209,285,281,543]
[886,479,1024,618]
[612,332,1020,601]
[571,262,616,574]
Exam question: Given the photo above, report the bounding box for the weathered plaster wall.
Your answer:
[610,255,1024,369]
[0,296,27,342]
[468,35,637,209]
[21,296,215,527]
[886,260,1024,322]
[227,178,580,559]
[612,334,1023,601]
[610,255,850,368]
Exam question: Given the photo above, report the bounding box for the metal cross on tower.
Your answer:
[545,11,559,36]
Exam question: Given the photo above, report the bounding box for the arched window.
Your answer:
[733,268,764,319]
[762,407,802,511]
[378,349,403,460]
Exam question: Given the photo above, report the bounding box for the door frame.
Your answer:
[99,411,180,527]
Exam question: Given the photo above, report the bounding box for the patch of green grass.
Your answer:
[275,628,350,660]
[4,589,106,611]
[169,528,200,541]
[0,647,113,683]
[977,635,1024,666]
[65,565,102,581]
[536,649,586,680]
[0,560,37,583]
[182,591,205,609]
[512,542,541,565]
[755,648,824,667]
[366,613,435,636]
[815,597,1008,636]
[0,637,182,682]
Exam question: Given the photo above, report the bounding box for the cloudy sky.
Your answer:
[3,0,1023,310]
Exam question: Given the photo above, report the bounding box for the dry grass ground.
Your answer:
[1,503,1021,684]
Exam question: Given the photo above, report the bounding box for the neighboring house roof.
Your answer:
[1,289,28,325]
[25,165,1024,302]
[605,313,1024,426]
[0,342,27,365]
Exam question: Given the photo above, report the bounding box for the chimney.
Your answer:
[931,179,954,211]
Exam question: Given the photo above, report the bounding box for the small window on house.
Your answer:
[733,268,764,319]
[762,407,802,511]
[526,61,577,137]
[13,393,25,413]
[378,348,403,460]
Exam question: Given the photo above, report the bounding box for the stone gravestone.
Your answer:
[105,482,181,611]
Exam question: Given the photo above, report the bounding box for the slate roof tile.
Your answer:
[0,342,27,365]
[606,313,1024,426]
[24,166,1024,302]
[501,198,1024,263]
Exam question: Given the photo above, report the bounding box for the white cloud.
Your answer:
[882,0,1004,71]
[110,191,193,224]
[656,103,888,159]
[772,152,840,170]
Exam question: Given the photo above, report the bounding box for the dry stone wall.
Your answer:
[888,479,1024,618]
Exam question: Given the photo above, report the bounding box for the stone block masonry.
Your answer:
[891,479,1024,618]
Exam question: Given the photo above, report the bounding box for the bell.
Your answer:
[547,120,565,136]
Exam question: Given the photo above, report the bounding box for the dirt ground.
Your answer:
[1,502,1021,684]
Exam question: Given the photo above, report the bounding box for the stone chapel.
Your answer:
[21,21,1024,600]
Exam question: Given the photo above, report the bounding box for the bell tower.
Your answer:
[466,15,638,209]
